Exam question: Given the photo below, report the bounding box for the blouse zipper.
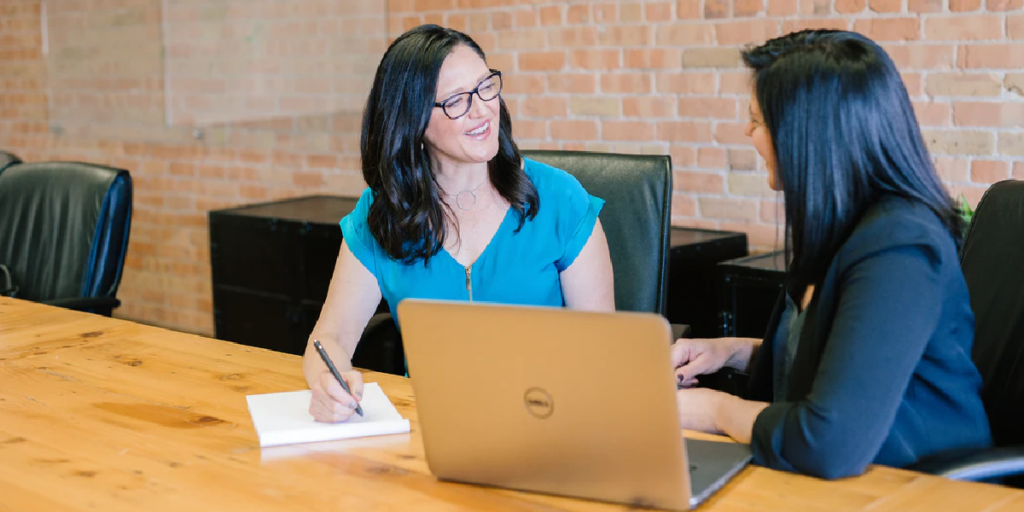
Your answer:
[465,265,473,302]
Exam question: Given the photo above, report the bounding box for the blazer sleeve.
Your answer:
[750,233,947,479]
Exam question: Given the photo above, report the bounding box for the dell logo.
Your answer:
[523,387,554,419]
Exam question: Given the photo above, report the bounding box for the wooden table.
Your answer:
[2,297,1022,512]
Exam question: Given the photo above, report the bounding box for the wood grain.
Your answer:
[0,297,1019,511]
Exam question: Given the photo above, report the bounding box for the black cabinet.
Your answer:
[209,195,394,372]
[665,228,748,338]
[718,251,787,338]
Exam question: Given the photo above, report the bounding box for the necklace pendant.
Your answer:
[456,190,477,210]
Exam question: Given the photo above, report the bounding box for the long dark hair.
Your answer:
[742,30,964,292]
[360,24,539,264]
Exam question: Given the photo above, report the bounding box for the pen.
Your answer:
[313,339,364,417]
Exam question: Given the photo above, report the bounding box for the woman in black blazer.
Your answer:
[672,30,993,479]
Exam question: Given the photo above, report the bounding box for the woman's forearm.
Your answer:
[726,337,763,372]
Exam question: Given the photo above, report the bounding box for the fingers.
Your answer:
[309,386,357,423]
[676,353,715,382]
[308,370,362,423]
[343,371,364,401]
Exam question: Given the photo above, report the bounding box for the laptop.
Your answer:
[397,300,752,511]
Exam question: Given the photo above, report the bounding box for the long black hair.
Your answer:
[360,24,539,264]
[742,30,964,292]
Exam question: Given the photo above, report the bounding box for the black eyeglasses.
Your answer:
[434,70,503,120]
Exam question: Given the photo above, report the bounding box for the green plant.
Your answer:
[959,193,975,233]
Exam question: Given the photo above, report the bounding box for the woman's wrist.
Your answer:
[725,337,760,371]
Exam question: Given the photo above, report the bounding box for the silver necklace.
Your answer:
[445,176,489,211]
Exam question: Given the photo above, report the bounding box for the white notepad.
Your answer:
[246,382,410,447]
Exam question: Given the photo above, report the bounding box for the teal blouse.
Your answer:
[340,158,604,323]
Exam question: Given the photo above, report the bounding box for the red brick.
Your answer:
[1000,133,1024,156]
[598,26,652,46]
[602,121,655,141]
[927,73,1002,97]
[836,0,866,13]
[656,121,714,143]
[960,45,1024,69]
[623,96,677,118]
[600,73,652,94]
[735,0,763,16]
[853,18,921,41]
[678,98,736,119]
[913,101,951,127]
[988,0,1024,10]
[519,52,565,72]
[569,49,621,70]
[908,0,943,11]
[646,2,673,21]
[548,27,597,48]
[704,0,730,18]
[800,0,832,14]
[548,74,596,93]
[566,4,589,23]
[935,157,971,182]
[950,0,982,10]
[971,160,1010,183]
[715,20,781,46]
[883,44,955,70]
[729,149,759,171]
[656,72,717,94]
[520,97,567,118]
[925,16,1004,41]
[625,49,682,69]
[592,4,617,23]
[869,0,902,11]
[714,122,749,145]
[551,120,598,141]
[697,147,728,169]
[677,0,701,18]
[700,197,759,221]
[1009,15,1024,40]
[782,19,849,33]
[539,6,562,26]
[955,102,1024,128]
[656,24,715,46]
[677,172,725,193]
[659,146,693,169]
[671,194,697,217]
[1013,162,1024,180]
[768,0,799,14]
[620,3,643,22]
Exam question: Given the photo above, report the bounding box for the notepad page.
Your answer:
[246,382,410,447]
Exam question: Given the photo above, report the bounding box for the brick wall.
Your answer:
[1,0,1023,336]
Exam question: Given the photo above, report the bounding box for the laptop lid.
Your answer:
[397,299,693,511]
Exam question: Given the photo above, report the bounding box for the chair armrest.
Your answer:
[908,445,1024,482]
[42,296,121,316]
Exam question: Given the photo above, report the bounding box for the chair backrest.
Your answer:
[522,150,673,315]
[959,179,1024,448]
[0,162,133,302]
[0,151,21,174]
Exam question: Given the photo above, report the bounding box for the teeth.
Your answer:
[466,122,488,136]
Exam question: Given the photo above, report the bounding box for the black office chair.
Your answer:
[354,150,686,375]
[909,180,1024,485]
[0,151,21,175]
[0,162,133,316]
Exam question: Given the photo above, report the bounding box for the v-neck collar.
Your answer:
[440,205,514,269]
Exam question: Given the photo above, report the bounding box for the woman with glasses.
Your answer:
[302,25,614,423]
[669,30,992,479]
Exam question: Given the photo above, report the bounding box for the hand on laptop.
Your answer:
[671,337,758,388]
[309,369,364,423]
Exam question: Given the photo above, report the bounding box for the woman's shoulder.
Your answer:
[838,197,958,269]
[522,157,586,195]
